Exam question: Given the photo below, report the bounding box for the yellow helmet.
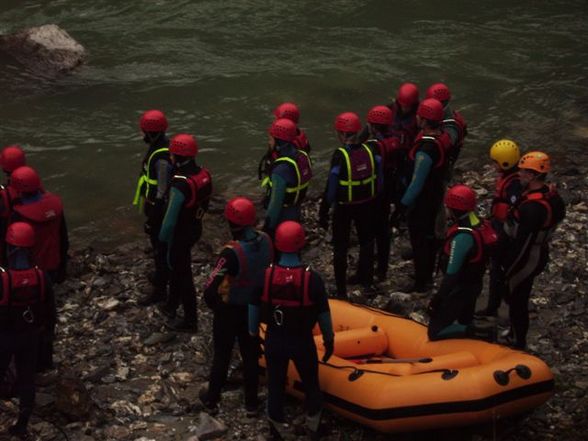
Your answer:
[489,139,520,170]
[518,151,550,174]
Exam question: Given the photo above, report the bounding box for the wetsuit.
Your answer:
[249,253,333,434]
[483,168,522,316]
[401,132,450,290]
[0,252,55,435]
[263,144,311,236]
[0,184,17,265]
[133,134,172,293]
[159,159,212,328]
[320,143,381,297]
[202,228,273,410]
[428,213,486,340]
[503,185,565,348]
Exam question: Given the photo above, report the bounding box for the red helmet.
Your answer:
[396,82,420,107]
[224,197,256,227]
[140,110,168,132]
[417,98,444,122]
[273,102,300,123]
[335,112,361,133]
[367,105,394,125]
[11,166,41,193]
[275,221,305,253]
[444,184,476,212]
[426,83,451,103]
[6,221,35,248]
[169,134,198,157]
[269,118,298,143]
[0,145,26,173]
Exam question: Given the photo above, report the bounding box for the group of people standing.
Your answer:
[132,81,566,440]
[0,145,68,437]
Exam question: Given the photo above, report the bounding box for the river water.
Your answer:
[0,0,586,248]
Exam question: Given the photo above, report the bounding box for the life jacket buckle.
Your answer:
[273,306,284,326]
[22,307,35,324]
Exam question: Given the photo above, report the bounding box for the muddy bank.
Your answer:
[1,158,587,441]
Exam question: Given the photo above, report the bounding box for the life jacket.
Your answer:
[225,231,274,305]
[408,131,453,169]
[505,185,565,242]
[0,185,17,219]
[132,145,170,208]
[293,130,311,153]
[491,170,521,222]
[442,110,467,152]
[261,264,312,307]
[173,167,213,212]
[443,217,498,264]
[373,136,402,172]
[0,267,46,329]
[391,108,418,150]
[265,151,312,207]
[336,144,377,204]
[11,193,64,271]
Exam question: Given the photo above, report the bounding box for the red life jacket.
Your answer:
[293,130,311,153]
[175,168,213,209]
[408,131,453,169]
[11,193,64,271]
[375,136,402,171]
[514,185,561,230]
[443,220,498,264]
[261,264,312,308]
[442,110,467,148]
[492,171,520,222]
[0,267,46,307]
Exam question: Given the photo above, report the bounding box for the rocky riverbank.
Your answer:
[1,160,586,441]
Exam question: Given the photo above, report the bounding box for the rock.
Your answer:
[55,376,93,420]
[104,425,132,439]
[144,332,176,346]
[0,24,86,75]
[192,412,228,440]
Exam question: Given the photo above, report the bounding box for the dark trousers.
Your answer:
[265,328,322,422]
[374,193,392,276]
[407,197,443,287]
[167,227,200,323]
[0,330,39,425]
[332,201,375,296]
[428,281,482,340]
[506,276,535,349]
[207,306,258,407]
[145,203,169,289]
[486,256,506,314]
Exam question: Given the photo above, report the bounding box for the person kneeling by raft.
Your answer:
[427,185,496,341]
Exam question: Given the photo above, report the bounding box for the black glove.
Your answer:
[427,295,443,318]
[322,339,334,363]
[318,199,330,231]
[389,203,407,228]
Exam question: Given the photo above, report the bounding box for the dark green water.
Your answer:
[0,0,587,247]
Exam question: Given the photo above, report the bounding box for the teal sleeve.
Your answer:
[435,323,468,339]
[159,187,185,244]
[446,232,475,275]
[248,304,261,336]
[444,124,459,147]
[266,174,287,229]
[401,151,433,206]
[318,311,334,341]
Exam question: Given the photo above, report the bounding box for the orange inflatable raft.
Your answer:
[259,299,554,433]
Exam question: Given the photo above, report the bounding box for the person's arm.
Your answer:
[400,150,433,207]
[203,248,239,310]
[158,185,185,245]
[155,159,173,200]
[264,172,287,230]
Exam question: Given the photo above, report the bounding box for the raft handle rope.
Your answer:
[493,364,532,386]
[319,361,459,381]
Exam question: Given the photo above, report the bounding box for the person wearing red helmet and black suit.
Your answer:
[397,99,452,293]
[200,197,273,416]
[158,134,212,332]
[133,110,174,306]
[0,222,55,438]
[502,152,565,349]
[249,221,334,440]
[428,185,494,341]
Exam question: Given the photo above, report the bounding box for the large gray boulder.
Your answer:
[0,24,86,75]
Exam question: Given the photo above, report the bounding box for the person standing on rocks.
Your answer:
[318,112,381,298]
[133,110,173,306]
[249,221,334,440]
[262,118,312,238]
[477,139,523,317]
[364,105,404,281]
[0,222,55,438]
[200,197,273,416]
[502,152,565,349]
[427,185,495,341]
[158,134,212,332]
[397,98,452,293]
